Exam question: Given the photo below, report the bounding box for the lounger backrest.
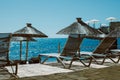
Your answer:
[0,33,11,63]
[93,37,117,54]
[61,34,83,57]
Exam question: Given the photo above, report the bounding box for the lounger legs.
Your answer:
[68,58,80,69]
[68,57,93,69]
[10,63,18,75]
[79,58,93,67]
[98,56,106,65]
[108,56,120,63]
[94,55,120,65]
[56,57,66,68]
[40,55,93,69]
[15,63,18,75]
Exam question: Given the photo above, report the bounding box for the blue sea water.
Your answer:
[9,38,100,60]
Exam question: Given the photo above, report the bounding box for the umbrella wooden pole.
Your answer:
[78,34,81,57]
[20,41,22,61]
[58,42,60,53]
[26,38,29,62]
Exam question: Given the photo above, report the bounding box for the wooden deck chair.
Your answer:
[81,37,119,65]
[39,34,92,69]
[93,37,120,64]
[0,33,18,75]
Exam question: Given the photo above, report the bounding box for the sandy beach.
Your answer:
[17,64,120,80]
[3,59,120,80]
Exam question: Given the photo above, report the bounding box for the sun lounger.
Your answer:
[0,33,18,75]
[80,37,120,64]
[39,34,92,68]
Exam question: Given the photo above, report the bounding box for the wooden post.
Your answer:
[26,38,29,62]
[20,41,22,61]
[78,34,81,57]
[58,42,60,53]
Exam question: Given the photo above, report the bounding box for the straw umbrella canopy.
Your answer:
[13,23,48,37]
[11,37,36,61]
[12,23,48,61]
[57,18,103,38]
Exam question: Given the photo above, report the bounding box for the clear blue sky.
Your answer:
[0,0,120,38]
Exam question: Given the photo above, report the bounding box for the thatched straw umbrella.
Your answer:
[12,23,48,61]
[57,18,102,37]
[11,37,36,61]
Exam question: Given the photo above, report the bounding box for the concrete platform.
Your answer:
[4,58,120,78]
[6,63,73,78]
[5,63,108,78]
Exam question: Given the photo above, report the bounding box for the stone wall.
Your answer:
[110,22,120,49]
[110,22,120,32]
